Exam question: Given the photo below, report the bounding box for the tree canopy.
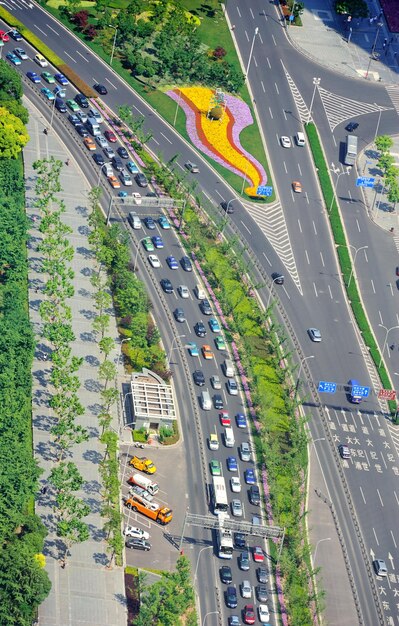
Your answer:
[0,107,29,158]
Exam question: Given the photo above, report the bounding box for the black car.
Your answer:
[161,279,173,294]
[256,567,268,584]
[346,121,359,132]
[68,114,81,127]
[144,216,156,230]
[94,83,108,95]
[76,125,89,138]
[193,370,205,386]
[112,156,124,172]
[174,308,185,323]
[234,532,246,548]
[126,537,151,551]
[220,200,235,214]
[271,272,284,285]
[55,97,67,113]
[93,153,105,166]
[181,255,193,272]
[135,172,148,187]
[194,321,206,337]
[75,93,89,108]
[214,394,223,409]
[220,566,233,584]
[200,299,212,315]
[146,191,157,197]
[256,585,268,602]
[225,586,237,609]
[249,485,260,506]
[9,30,22,41]
[117,146,129,159]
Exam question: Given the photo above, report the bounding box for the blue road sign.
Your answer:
[318,381,337,394]
[257,185,273,196]
[351,383,370,397]
[356,176,375,188]
[289,14,295,21]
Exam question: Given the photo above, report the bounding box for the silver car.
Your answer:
[227,378,238,395]
[211,375,222,389]
[178,285,189,299]
[308,327,322,342]
[231,499,243,517]
[96,134,109,149]
[240,442,251,462]
[240,580,251,599]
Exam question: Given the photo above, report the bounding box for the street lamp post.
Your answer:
[220,198,236,235]
[109,25,118,66]
[307,77,320,124]
[374,105,382,140]
[118,337,132,369]
[329,163,351,213]
[294,355,314,399]
[244,27,259,81]
[194,545,213,582]
[347,244,368,289]
[49,95,57,132]
[134,237,148,271]
[378,324,399,368]
[365,22,383,79]
[202,612,219,626]
[313,537,331,563]
[167,334,186,366]
[267,275,284,309]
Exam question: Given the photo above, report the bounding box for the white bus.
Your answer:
[217,514,233,559]
[212,476,228,515]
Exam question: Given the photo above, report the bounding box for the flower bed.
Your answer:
[167,87,267,197]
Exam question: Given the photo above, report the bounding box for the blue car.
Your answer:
[54,73,69,85]
[187,342,199,357]
[41,87,55,101]
[244,469,256,484]
[236,413,247,428]
[27,71,41,84]
[227,456,238,472]
[144,216,156,230]
[166,256,178,270]
[126,160,139,174]
[152,235,164,249]
[209,317,221,333]
[10,30,22,41]
[158,215,171,229]
[6,52,21,65]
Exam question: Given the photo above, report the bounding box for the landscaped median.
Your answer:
[305,122,396,418]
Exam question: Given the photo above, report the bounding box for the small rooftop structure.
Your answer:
[129,368,176,431]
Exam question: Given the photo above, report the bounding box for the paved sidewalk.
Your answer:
[287,0,399,84]
[25,104,127,626]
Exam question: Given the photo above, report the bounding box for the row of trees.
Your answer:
[33,157,90,565]
[0,62,51,623]
[0,60,29,158]
[64,0,244,92]
[375,135,399,212]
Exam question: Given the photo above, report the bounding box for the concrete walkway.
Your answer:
[287,0,399,84]
[25,103,127,626]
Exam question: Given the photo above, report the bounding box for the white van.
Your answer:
[223,359,234,378]
[195,283,206,300]
[128,212,142,230]
[102,162,113,177]
[224,427,235,448]
[296,131,305,147]
[200,390,212,411]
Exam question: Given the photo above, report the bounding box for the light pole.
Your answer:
[49,94,57,132]
[134,237,148,271]
[245,27,259,80]
[347,244,368,289]
[202,612,219,626]
[307,77,320,124]
[378,324,399,368]
[313,537,331,563]
[374,105,382,140]
[329,163,351,213]
[109,24,118,66]
[295,355,314,399]
[118,337,131,369]
[365,22,383,79]
[220,198,236,235]
[194,545,213,582]
[167,334,186,366]
[267,275,284,309]
[173,88,182,127]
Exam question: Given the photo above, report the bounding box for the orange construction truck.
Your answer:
[129,456,156,474]
[124,494,173,525]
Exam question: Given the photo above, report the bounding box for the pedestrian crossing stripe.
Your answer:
[317,88,391,132]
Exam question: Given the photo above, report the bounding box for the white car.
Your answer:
[132,192,142,205]
[185,160,199,173]
[77,111,88,124]
[178,285,189,299]
[308,328,322,342]
[96,135,109,149]
[258,604,270,623]
[240,580,251,599]
[120,170,132,186]
[34,53,48,67]
[124,525,150,540]
[211,375,222,389]
[227,378,238,395]
[280,135,291,148]
[231,499,243,517]
[231,476,241,493]
[148,254,160,268]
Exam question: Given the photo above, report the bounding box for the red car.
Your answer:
[104,130,117,143]
[219,411,231,426]
[253,546,264,562]
[243,605,255,625]
[0,30,10,42]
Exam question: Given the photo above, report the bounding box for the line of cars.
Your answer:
[128,213,273,624]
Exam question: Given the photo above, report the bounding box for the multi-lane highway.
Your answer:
[6,1,399,623]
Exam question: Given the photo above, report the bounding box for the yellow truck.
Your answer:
[129,455,156,474]
[124,494,173,525]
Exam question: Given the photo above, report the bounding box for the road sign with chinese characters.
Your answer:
[351,383,370,398]
[378,388,396,401]
[356,176,375,188]
[257,185,273,197]
[318,381,337,394]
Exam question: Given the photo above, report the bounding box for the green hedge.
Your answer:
[306,123,396,417]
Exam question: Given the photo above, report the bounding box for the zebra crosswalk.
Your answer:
[281,63,310,124]
[317,88,391,132]
[386,85,399,117]
[243,199,303,294]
